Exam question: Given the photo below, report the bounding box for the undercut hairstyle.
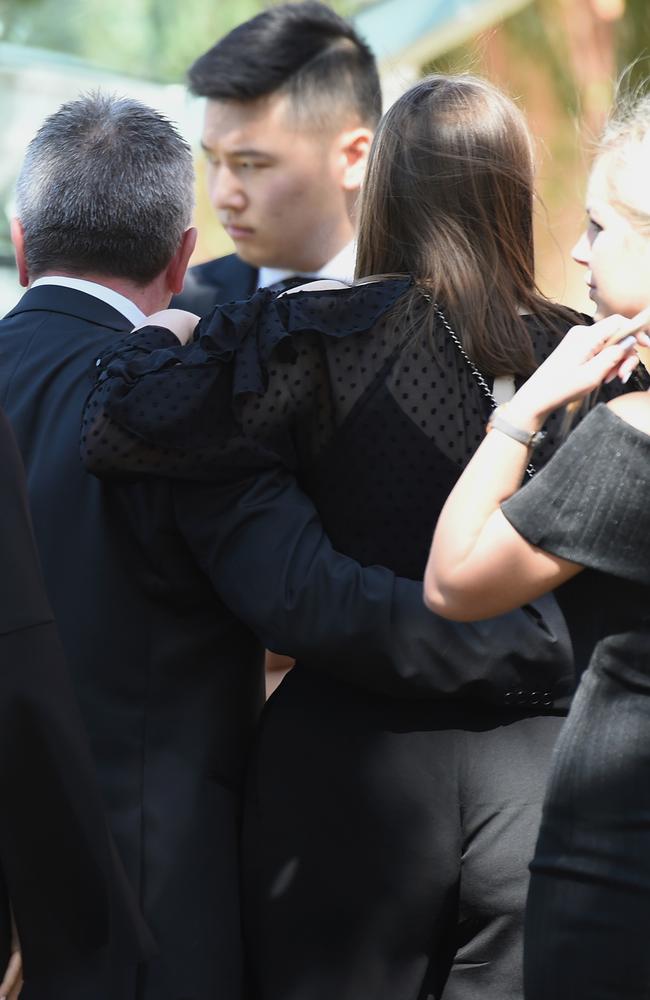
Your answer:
[188,1,381,130]
[356,74,577,378]
[15,92,194,285]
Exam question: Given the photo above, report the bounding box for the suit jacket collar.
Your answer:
[201,255,258,302]
[4,284,134,333]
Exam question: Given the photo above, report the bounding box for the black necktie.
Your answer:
[266,275,312,293]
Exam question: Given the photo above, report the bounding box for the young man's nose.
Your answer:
[211,166,247,213]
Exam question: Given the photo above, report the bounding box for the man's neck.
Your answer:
[258,239,357,291]
[31,270,169,315]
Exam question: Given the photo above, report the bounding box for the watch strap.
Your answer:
[487,408,546,449]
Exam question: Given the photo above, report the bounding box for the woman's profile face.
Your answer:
[572,151,650,320]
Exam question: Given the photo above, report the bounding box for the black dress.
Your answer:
[0,405,153,998]
[502,403,650,1000]
[82,279,583,1000]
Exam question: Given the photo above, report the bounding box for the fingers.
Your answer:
[0,948,22,1000]
[565,315,626,353]
[567,313,650,356]
[614,351,640,385]
[584,336,638,388]
[565,318,644,386]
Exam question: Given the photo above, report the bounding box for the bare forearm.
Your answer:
[423,414,538,616]
[423,316,641,618]
[426,431,526,573]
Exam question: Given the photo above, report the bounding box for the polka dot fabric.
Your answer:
[82,279,619,578]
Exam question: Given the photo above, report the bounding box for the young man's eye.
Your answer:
[237,160,270,170]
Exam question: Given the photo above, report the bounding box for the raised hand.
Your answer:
[506,313,650,431]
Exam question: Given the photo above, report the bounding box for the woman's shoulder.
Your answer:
[503,400,650,585]
[195,276,412,401]
[271,276,412,340]
[605,391,650,439]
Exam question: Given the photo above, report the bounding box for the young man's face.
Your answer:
[201,93,360,272]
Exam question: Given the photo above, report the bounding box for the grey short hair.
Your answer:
[15,91,194,284]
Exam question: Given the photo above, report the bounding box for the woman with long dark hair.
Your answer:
[80,76,620,999]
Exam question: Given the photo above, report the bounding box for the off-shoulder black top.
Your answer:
[503,403,650,690]
[82,279,585,582]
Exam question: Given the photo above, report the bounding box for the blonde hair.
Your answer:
[597,89,650,233]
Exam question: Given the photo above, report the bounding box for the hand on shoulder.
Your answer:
[134,309,200,345]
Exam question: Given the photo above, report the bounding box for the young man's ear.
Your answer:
[11,218,29,287]
[166,227,198,295]
[338,127,374,192]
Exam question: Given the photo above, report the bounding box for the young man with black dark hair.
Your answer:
[173,0,381,312]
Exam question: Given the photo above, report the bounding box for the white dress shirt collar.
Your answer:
[257,240,357,291]
[30,276,147,327]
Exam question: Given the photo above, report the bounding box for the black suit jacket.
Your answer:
[0,406,153,997]
[0,285,573,1000]
[171,253,257,313]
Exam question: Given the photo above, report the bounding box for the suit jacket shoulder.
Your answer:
[171,254,258,314]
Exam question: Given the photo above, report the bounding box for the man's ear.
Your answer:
[166,227,198,295]
[10,218,29,287]
[338,127,374,193]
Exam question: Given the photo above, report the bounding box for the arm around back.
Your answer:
[172,468,574,705]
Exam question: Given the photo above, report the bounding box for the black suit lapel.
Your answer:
[5,285,134,333]
[171,254,258,313]
[213,255,258,301]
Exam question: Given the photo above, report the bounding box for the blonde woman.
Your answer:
[425,92,650,999]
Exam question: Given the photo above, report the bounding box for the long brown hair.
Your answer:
[355,75,575,376]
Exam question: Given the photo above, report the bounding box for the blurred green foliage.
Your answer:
[0,0,261,80]
[428,0,650,113]
[616,0,650,93]
[0,0,355,81]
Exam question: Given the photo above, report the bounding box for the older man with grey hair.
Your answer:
[2,92,199,1000]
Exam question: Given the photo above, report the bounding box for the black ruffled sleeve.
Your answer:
[502,403,650,585]
[81,279,411,480]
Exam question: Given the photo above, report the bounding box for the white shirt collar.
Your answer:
[257,240,357,290]
[30,276,147,327]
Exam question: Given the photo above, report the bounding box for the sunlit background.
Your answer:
[0,0,648,315]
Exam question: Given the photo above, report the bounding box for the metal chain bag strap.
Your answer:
[433,303,537,478]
